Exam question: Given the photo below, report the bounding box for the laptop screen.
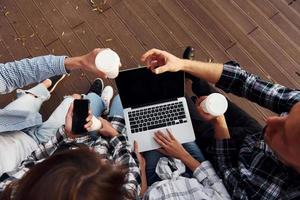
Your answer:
[115,67,184,108]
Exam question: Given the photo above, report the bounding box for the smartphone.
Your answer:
[72,99,90,134]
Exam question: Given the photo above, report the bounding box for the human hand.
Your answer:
[134,141,146,170]
[141,49,184,74]
[65,103,93,138]
[64,48,107,78]
[98,118,118,138]
[153,129,188,160]
[195,96,219,122]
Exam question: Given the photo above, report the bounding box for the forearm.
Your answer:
[64,55,86,72]
[182,60,224,84]
[0,55,67,94]
[180,153,201,172]
[212,115,230,140]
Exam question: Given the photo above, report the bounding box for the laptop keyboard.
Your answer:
[128,102,187,133]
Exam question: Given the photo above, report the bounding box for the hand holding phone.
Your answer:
[72,99,90,134]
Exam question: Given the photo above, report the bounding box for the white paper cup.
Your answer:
[200,93,228,116]
[95,48,120,79]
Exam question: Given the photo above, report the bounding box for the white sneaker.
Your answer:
[101,86,114,115]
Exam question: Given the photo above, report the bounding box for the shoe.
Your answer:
[182,46,195,60]
[48,74,66,93]
[87,78,104,96]
[101,86,114,115]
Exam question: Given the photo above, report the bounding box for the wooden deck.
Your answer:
[0,0,299,124]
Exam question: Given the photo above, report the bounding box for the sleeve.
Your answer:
[207,139,248,199]
[0,55,67,94]
[109,134,141,198]
[216,61,300,113]
[193,161,231,200]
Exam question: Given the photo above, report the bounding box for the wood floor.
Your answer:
[0,0,299,124]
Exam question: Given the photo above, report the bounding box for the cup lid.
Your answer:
[206,93,228,116]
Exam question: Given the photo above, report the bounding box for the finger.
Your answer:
[95,70,107,79]
[153,134,168,147]
[134,140,139,153]
[155,131,170,142]
[196,96,207,106]
[166,128,176,140]
[66,103,74,118]
[141,48,165,62]
[154,65,169,74]
[86,113,93,122]
[84,120,93,129]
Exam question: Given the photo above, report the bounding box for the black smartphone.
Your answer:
[72,99,90,134]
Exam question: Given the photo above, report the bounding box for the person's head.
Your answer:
[264,102,300,173]
[1,148,129,200]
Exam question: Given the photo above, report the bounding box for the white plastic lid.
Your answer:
[95,49,120,79]
[205,93,228,116]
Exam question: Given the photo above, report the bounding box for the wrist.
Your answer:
[64,56,83,71]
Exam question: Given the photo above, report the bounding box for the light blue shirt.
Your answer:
[0,55,67,132]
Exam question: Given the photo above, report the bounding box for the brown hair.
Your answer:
[1,148,128,200]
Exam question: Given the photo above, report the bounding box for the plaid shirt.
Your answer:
[209,61,300,199]
[0,116,141,199]
[143,158,231,200]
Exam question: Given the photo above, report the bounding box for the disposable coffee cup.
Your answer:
[200,93,228,117]
[95,48,120,79]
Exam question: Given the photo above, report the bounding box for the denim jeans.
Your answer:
[1,82,123,174]
[143,142,205,186]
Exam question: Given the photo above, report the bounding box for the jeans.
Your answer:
[143,142,205,186]
[1,83,123,175]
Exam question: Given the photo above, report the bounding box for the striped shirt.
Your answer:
[0,55,67,132]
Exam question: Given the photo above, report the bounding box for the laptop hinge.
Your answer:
[131,98,178,109]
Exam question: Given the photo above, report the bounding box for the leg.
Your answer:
[108,95,124,118]
[143,142,205,186]
[84,92,105,118]
[30,96,75,143]
[4,83,50,112]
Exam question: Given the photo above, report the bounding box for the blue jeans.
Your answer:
[143,142,205,186]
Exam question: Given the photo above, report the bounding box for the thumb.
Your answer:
[134,140,139,153]
[154,65,169,74]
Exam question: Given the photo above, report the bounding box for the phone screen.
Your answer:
[72,99,90,134]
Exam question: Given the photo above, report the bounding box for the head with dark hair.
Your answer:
[1,148,127,200]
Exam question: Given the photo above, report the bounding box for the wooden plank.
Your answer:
[69,0,139,68]
[101,8,147,61]
[144,0,211,61]
[50,0,84,28]
[73,22,103,51]
[0,9,29,59]
[200,0,296,88]
[233,0,300,66]
[290,0,300,14]
[33,0,87,56]
[14,0,58,45]
[113,1,164,50]
[121,0,181,52]
[271,13,300,47]
[268,0,300,30]
[177,0,236,50]
[156,0,230,63]
[210,0,258,34]
[1,0,48,57]
[226,43,270,79]
[249,28,300,87]
[0,40,13,63]
[251,0,279,18]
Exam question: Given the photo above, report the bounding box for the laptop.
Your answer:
[115,67,195,152]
